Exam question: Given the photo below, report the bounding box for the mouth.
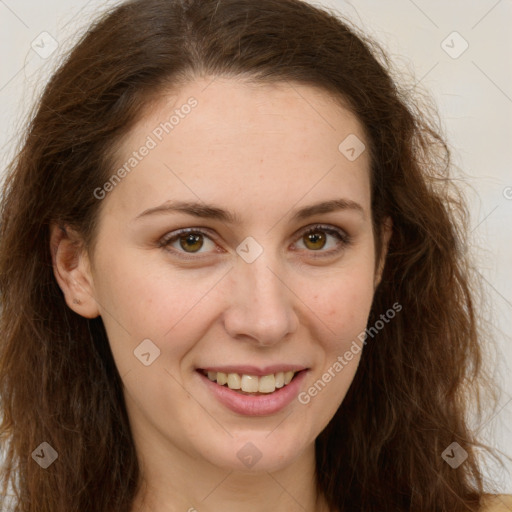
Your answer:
[196,366,309,416]
[198,368,302,395]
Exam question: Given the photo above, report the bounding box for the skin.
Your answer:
[51,76,392,512]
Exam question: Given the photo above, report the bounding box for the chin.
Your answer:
[194,427,313,473]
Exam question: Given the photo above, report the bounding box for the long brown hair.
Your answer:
[0,0,504,510]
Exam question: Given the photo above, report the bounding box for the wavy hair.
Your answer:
[0,0,504,510]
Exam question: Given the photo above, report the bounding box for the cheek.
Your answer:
[90,248,210,374]
[93,245,213,332]
[315,268,376,342]
[299,275,373,427]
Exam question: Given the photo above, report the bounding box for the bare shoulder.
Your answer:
[479,494,512,511]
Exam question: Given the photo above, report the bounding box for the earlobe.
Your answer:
[374,216,393,288]
[49,223,100,319]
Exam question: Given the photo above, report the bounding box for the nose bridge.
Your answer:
[247,257,285,309]
[223,248,298,345]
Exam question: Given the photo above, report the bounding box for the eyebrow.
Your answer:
[134,198,365,223]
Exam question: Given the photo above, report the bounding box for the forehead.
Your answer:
[103,77,371,221]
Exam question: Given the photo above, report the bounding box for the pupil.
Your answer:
[306,231,326,250]
[180,233,203,252]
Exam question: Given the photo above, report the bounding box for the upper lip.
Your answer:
[197,365,308,376]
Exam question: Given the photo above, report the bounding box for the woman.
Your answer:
[0,0,510,510]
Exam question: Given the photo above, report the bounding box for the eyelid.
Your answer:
[294,224,351,256]
[158,227,220,260]
[158,224,351,260]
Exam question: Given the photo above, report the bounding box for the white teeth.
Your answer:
[203,370,298,393]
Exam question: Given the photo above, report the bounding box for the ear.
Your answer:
[374,216,392,288]
[49,223,100,318]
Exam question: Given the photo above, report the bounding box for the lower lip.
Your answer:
[198,370,307,416]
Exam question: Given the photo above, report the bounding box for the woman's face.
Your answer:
[83,77,386,474]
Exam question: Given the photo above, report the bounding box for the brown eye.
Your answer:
[294,225,351,257]
[303,230,327,251]
[179,233,204,253]
[159,228,217,258]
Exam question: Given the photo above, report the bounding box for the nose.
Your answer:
[222,253,299,347]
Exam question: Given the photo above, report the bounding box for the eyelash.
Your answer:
[158,224,352,261]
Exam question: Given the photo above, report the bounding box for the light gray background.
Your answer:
[1,0,511,493]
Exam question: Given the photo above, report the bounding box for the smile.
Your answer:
[200,369,298,394]
[197,368,308,416]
